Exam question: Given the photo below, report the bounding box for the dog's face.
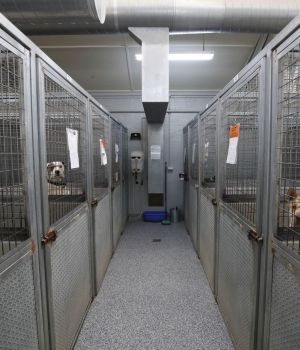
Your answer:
[47,161,65,184]
[287,187,300,219]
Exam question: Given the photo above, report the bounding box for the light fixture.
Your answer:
[170,31,219,35]
[135,52,214,61]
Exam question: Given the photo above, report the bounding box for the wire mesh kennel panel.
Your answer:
[188,119,199,249]
[273,38,300,256]
[41,69,87,226]
[90,102,111,292]
[183,126,189,231]
[111,119,122,250]
[217,206,259,350]
[266,34,300,350]
[217,64,265,350]
[199,190,216,290]
[94,194,111,292]
[198,107,217,291]
[91,103,109,201]
[111,119,121,189]
[268,247,300,350]
[0,35,41,349]
[0,244,39,349]
[37,60,92,350]
[200,108,217,197]
[220,71,261,227]
[122,127,128,230]
[0,39,30,257]
[46,207,91,350]
[112,184,122,250]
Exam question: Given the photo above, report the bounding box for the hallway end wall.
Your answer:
[91,91,216,215]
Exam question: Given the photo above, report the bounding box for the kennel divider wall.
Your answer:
[198,103,218,292]
[216,60,266,350]
[188,118,200,250]
[89,101,112,293]
[263,29,300,350]
[0,30,42,350]
[121,126,129,230]
[183,125,190,232]
[111,118,123,250]
[37,58,92,350]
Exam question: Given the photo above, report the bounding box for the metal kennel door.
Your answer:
[266,34,300,350]
[90,102,112,292]
[183,126,190,231]
[37,59,92,350]
[122,127,129,231]
[198,106,218,291]
[188,118,199,251]
[111,119,122,251]
[217,62,266,350]
[0,32,41,350]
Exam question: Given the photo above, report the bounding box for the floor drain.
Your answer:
[152,239,161,242]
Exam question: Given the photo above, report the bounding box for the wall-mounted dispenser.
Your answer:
[131,151,144,184]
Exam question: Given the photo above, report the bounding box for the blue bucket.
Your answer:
[143,211,167,222]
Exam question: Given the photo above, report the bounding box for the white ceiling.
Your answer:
[30,32,269,92]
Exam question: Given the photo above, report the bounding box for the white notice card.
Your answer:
[151,145,161,160]
[66,128,79,169]
[226,124,240,165]
[100,139,108,166]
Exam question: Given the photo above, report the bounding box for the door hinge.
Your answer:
[248,229,263,243]
[42,229,57,245]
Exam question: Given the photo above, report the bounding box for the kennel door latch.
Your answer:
[90,199,99,207]
[211,198,217,206]
[248,229,263,243]
[42,229,57,245]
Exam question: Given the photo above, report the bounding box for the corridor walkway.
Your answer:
[75,221,234,350]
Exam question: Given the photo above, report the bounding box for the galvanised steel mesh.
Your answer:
[111,120,121,187]
[44,76,86,225]
[200,109,217,196]
[91,105,109,199]
[0,46,29,257]
[276,45,300,255]
[189,120,199,181]
[221,73,260,226]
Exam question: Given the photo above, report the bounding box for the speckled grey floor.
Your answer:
[75,221,234,350]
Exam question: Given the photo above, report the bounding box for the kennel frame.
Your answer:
[217,59,267,350]
[37,60,90,228]
[89,100,111,202]
[270,32,300,260]
[199,102,218,199]
[88,98,112,296]
[186,117,200,250]
[263,25,300,350]
[217,61,266,234]
[36,58,94,350]
[183,125,190,230]
[198,99,219,292]
[0,24,45,350]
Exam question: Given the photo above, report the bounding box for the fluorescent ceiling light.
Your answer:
[170,31,219,35]
[135,52,214,61]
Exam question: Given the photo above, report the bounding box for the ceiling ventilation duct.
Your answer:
[0,0,299,34]
[129,27,169,124]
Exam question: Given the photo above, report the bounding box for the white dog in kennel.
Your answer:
[47,161,70,195]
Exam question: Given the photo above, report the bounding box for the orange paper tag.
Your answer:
[229,124,240,138]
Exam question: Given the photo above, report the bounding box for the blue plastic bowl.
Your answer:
[143,211,167,222]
